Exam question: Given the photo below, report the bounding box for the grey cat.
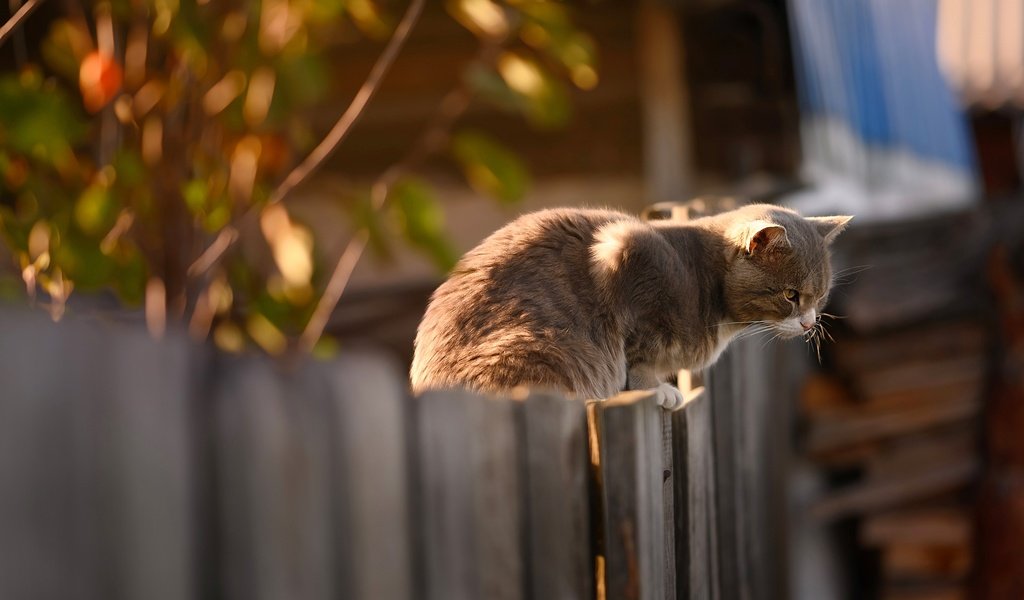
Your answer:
[410,204,850,408]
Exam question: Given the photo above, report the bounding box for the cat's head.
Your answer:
[720,205,851,339]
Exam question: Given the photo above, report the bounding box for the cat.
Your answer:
[410,203,850,408]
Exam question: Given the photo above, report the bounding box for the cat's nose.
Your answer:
[799,309,817,331]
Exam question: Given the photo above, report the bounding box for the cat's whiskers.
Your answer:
[735,327,774,344]
[818,318,837,343]
[802,325,822,363]
[732,322,771,339]
[813,320,829,363]
[760,330,785,350]
[833,264,873,277]
[831,265,873,286]
[749,327,778,346]
[708,320,769,329]
[710,320,779,345]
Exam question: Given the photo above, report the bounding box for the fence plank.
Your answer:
[709,339,799,600]
[320,354,412,600]
[105,325,196,600]
[0,312,196,600]
[0,312,106,600]
[416,390,523,600]
[522,391,592,600]
[214,359,336,600]
[591,390,676,600]
[707,349,747,600]
[738,339,793,600]
[673,388,721,600]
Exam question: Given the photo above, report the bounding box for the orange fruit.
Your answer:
[79,51,123,113]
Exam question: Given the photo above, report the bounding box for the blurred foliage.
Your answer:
[0,0,597,353]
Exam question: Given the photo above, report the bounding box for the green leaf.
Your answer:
[446,0,509,39]
[112,150,145,188]
[451,131,530,204]
[41,20,91,81]
[114,249,147,305]
[203,204,232,232]
[344,0,394,40]
[389,179,457,272]
[515,3,598,90]
[349,191,394,263]
[54,235,116,288]
[0,274,24,301]
[74,184,117,236]
[274,54,329,118]
[0,76,89,171]
[495,53,571,128]
[311,334,340,360]
[182,179,208,215]
[309,0,346,22]
[464,64,523,113]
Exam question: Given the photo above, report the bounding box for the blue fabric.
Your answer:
[787,0,975,170]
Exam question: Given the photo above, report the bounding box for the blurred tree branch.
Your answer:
[0,0,44,47]
[268,0,426,206]
[299,85,476,352]
[189,0,426,282]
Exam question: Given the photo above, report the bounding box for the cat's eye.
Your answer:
[783,289,799,303]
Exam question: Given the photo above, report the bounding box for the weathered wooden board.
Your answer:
[705,337,799,600]
[0,312,108,599]
[672,388,720,600]
[213,358,336,600]
[707,349,745,600]
[320,354,413,600]
[832,319,986,374]
[736,341,767,600]
[590,390,675,600]
[812,455,979,520]
[881,582,968,600]
[882,542,972,580]
[416,389,523,600]
[0,310,195,600]
[861,509,971,547]
[806,397,981,455]
[103,322,196,600]
[522,391,592,600]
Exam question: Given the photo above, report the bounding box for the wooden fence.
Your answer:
[0,307,792,600]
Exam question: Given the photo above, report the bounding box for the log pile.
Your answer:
[801,318,987,599]
[796,209,1003,600]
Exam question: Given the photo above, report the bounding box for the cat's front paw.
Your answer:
[653,382,685,410]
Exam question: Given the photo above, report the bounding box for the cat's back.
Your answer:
[460,207,632,266]
[411,207,638,396]
[434,207,633,296]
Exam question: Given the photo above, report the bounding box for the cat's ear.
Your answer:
[743,220,790,255]
[807,215,853,244]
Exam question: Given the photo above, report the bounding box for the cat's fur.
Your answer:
[410,204,850,406]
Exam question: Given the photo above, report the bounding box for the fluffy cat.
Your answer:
[410,204,850,408]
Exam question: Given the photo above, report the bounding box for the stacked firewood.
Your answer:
[801,317,987,599]
[790,206,1005,600]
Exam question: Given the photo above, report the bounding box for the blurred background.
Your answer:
[2,0,1024,599]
